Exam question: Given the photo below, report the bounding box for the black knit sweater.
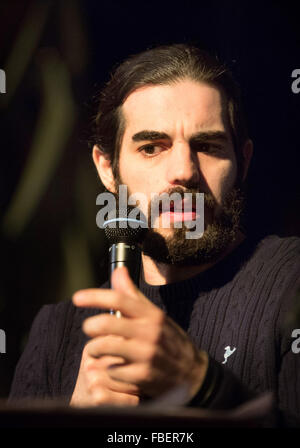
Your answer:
[9,234,300,426]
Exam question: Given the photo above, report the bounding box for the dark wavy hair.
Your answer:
[92,44,249,182]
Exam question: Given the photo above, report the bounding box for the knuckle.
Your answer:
[83,357,96,372]
[93,390,110,404]
[111,292,122,310]
[126,383,140,395]
[156,310,166,324]
[137,364,151,382]
[146,344,157,362]
[96,355,111,369]
[86,371,105,392]
[86,375,97,393]
[138,317,164,342]
[82,343,90,357]
[151,308,165,325]
[98,314,111,332]
[148,324,164,345]
[128,395,139,406]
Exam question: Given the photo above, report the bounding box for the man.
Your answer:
[9,44,300,426]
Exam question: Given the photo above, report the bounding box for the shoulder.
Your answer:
[236,234,300,324]
[38,296,108,352]
[250,235,300,333]
[253,234,300,259]
[243,234,300,279]
[15,301,77,367]
[39,278,110,337]
[44,280,110,351]
[26,281,109,363]
[9,283,109,400]
[8,303,73,400]
[27,301,76,346]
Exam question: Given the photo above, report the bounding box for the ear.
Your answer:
[92,145,117,193]
[241,139,253,182]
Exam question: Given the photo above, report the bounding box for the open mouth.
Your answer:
[160,199,198,222]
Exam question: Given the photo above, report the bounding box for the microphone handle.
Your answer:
[108,242,141,316]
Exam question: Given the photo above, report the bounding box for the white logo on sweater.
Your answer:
[222,346,236,364]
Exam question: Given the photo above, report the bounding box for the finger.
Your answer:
[107,362,156,385]
[83,313,161,341]
[108,379,140,396]
[73,286,159,319]
[111,266,138,298]
[86,335,157,363]
[83,314,134,338]
[73,289,124,310]
[107,363,168,396]
[94,389,139,406]
[89,355,126,369]
[87,362,140,395]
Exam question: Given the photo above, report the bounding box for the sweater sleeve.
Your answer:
[8,305,54,401]
[189,282,300,428]
[188,356,256,409]
[197,343,300,427]
[187,357,281,428]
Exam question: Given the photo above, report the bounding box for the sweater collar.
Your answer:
[139,235,257,304]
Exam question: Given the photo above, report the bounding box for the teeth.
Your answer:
[158,199,197,213]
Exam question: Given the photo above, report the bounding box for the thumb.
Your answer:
[111,266,138,297]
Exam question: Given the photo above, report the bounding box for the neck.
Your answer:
[141,230,246,285]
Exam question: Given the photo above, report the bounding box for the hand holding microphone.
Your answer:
[71,205,208,407]
[103,205,148,317]
[69,206,148,406]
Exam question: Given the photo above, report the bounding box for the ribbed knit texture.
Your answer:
[9,234,300,426]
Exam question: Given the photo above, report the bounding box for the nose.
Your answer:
[166,141,200,187]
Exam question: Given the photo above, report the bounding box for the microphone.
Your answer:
[103,206,147,316]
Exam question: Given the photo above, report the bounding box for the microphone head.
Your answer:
[103,206,148,244]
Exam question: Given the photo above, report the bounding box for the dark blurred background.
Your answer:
[0,0,299,397]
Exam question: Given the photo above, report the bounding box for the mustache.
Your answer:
[149,186,216,213]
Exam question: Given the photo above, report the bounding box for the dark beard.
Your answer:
[141,187,245,266]
[113,167,246,266]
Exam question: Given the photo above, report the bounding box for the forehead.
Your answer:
[121,79,228,137]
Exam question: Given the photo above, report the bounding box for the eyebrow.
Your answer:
[132,130,170,142]
[131,130,229,143]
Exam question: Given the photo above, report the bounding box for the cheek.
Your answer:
[119,152,162,195]
[118,158,154,214]
[206,160,237,203]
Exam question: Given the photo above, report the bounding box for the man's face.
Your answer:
[115,79,244,264]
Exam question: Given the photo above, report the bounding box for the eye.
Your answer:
[193,142,223,154]
[138,144,165,157]
[200,143,211,152]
